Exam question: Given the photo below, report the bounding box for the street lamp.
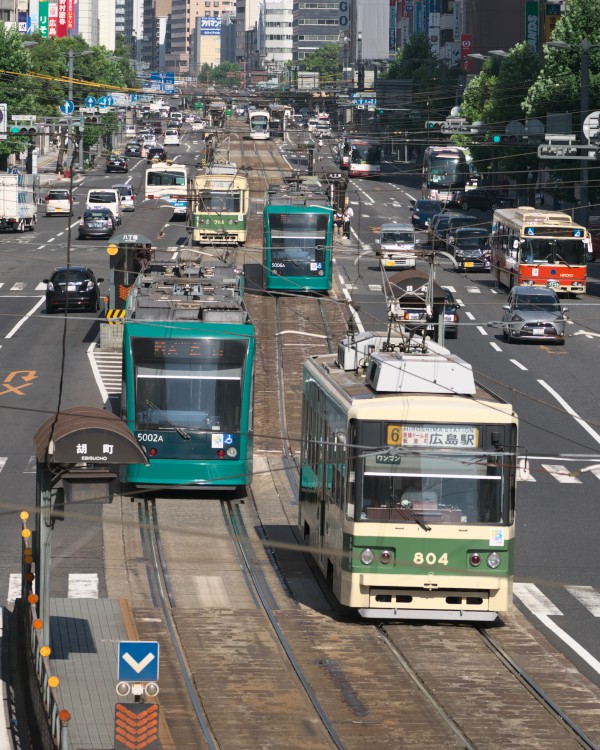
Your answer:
[548,39,595,227]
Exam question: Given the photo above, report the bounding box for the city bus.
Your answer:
[144,163,189,217]
[422,146,477,202]
[340,138,382,178]
[491,206,591,294]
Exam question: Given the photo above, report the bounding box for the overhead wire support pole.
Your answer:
[579,40,590,229]
[67,49,73,175]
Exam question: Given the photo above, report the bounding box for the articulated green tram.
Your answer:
[187,164,249,245]
[263,179,334,293]
[121,258,255,490]
[299,333,518,621]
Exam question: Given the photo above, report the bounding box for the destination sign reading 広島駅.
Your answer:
[387,424,479,448]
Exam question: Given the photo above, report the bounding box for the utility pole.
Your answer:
[579,40,590,228]
[67,49,74,174]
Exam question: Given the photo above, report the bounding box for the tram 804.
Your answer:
[299,333,518,621]
[121,259,255,490]
[263,179,334,293]
[188,164,249,245]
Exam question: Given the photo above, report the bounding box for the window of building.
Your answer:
[440,28,453,45]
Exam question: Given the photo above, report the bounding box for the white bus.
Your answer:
[144,163,189,216]
[249,110,270,140]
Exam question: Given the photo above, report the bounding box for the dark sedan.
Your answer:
[125,142,141,157]
[410,199,442,230]
[44,267,104,314]
[78,208,115,239]
[451,228,491,272]
[147,147,167,163]
[452,188,517,212]
[105,155,129,173]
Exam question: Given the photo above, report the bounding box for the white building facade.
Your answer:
[257,0,292,69]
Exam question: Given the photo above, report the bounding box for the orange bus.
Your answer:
[491,206,592,294]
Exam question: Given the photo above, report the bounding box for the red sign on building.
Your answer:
[57,0,68,36]
[460,34,472,71]
[48,0,58,36]
[66,0,74,28]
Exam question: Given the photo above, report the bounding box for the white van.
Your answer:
[163,128,180,147]
[44,188,71,217]
[377,223,418,268]
[85,188,122,225]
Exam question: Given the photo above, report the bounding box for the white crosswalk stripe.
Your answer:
[541,464,582,484]
[92,350,122,394]
[5,573,98,604]
[566,586,600,617]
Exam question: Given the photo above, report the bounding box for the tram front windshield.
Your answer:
[359,452,505,524]
[351,144,382,165]
[520,237,586,265]
[268,212,329,263]
[251,116,268,132]
[131,338,247,433]
[199,189,242,212]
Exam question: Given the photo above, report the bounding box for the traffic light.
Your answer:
[84,115,99,124]
[425,121,445,131]
[9,125,38,136]
[490,134,528,144]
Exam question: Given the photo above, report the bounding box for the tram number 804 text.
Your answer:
[413,552,449,566]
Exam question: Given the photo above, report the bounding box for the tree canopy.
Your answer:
[298,43,341,82]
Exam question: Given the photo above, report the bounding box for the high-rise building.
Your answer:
[98,0,116,49]
[257,0,293,71]
[292,0,339,61]
[169,0,235,74]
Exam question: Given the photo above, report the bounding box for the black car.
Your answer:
[125,142,141,157]
[429,212,463,250]
[410,199,442,230]
[105,155,129,173]
[453,188,517,212]
[451,228,491,272]
[147,147,167,163]
[441,287,460,338]
[44,267,104,314]
[78,208,116,239]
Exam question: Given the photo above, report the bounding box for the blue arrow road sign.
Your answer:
[60,100,74,115]
[98,96,109,109]
[118,641,159,682]
[85,95,97,109]
[106,95,114,106]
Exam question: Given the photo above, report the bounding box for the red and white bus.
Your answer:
[491,206,591,294]
[340,138,382,178]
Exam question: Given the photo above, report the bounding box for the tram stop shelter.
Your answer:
[107,201,174,311]
[25,407,148,749]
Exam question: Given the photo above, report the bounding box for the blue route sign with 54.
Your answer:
[118,641,160,682]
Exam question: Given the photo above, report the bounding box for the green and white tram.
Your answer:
[299,333,518,621]
[187,164,249,245]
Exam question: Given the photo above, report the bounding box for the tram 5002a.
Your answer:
[299,333,518,621]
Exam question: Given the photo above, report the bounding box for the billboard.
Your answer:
[525,0,538,51]
[48,0,57,36]
[57,0,67,36]
[39,0,48,35]
[460,33,472,71]
[200,16,221,35]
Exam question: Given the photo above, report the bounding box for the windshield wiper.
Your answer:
[391,494,432,532]
[555,253,572,268]
[145,400,190,440]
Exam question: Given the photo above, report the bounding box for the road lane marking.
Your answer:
[510,359,528,371]
[538,379,600,448]
[490,342,502,352]
[476,326,488,336]
[541,464,581,483]
[465,311,475,320]
[68,573,99,598]
[566,586,600,616]
[5,297,45,339]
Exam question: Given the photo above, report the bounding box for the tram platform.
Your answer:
[44,598,170,750]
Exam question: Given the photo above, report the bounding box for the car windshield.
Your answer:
[114,187,131,196]
[457,236,488,248]
[382,232,414,244]
[416,201,441,212]
[84,211,110,220]
[49,192,69,200]
[514,294,560,312]
[451,218,478,230]
[89,193,116,203]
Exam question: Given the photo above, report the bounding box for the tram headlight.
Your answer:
[486,552,501,569]
[228,219,234,225]
[380,550,393,564]
[469,552,481,567]
[359,548,375,565]
[226,447,237,457]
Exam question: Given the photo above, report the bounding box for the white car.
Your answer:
[125,125,136,137]
[85,188,122,226]
[112,184,135,212]
[163,129,180,147]
[44,188,71,217]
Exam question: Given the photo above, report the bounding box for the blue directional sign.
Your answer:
[118,641,159,682]
[106,95,114,106]
[60,100,74,115]
[98,96,109,109]
[85,95,97,109]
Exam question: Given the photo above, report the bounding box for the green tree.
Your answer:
[0,26,37,155]
[298,43,341,82]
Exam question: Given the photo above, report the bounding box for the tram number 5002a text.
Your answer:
[413,552,448,566]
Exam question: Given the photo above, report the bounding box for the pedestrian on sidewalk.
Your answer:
[334,207,344,241]
[343,204,354,239]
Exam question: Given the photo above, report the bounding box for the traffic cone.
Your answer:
[65,167,69,178]
[57,170,61,181]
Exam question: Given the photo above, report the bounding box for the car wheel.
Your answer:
[461,201,469,211]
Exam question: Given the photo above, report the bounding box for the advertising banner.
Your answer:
[38,0,48,36]
[389,0,396,53]
[200,16,221,35]
[66,0,74,29]
[401,0,408,18]
[48,0,57,36]
[545,4,560,42]
[460,33,472,71]
[18,11,27,32]
[525,0,538,51]
[57,0,67,36]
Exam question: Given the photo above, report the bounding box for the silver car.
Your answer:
[502,286,567,344]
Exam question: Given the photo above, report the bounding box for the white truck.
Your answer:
[377,222,418,268]
[0,174,37,232]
